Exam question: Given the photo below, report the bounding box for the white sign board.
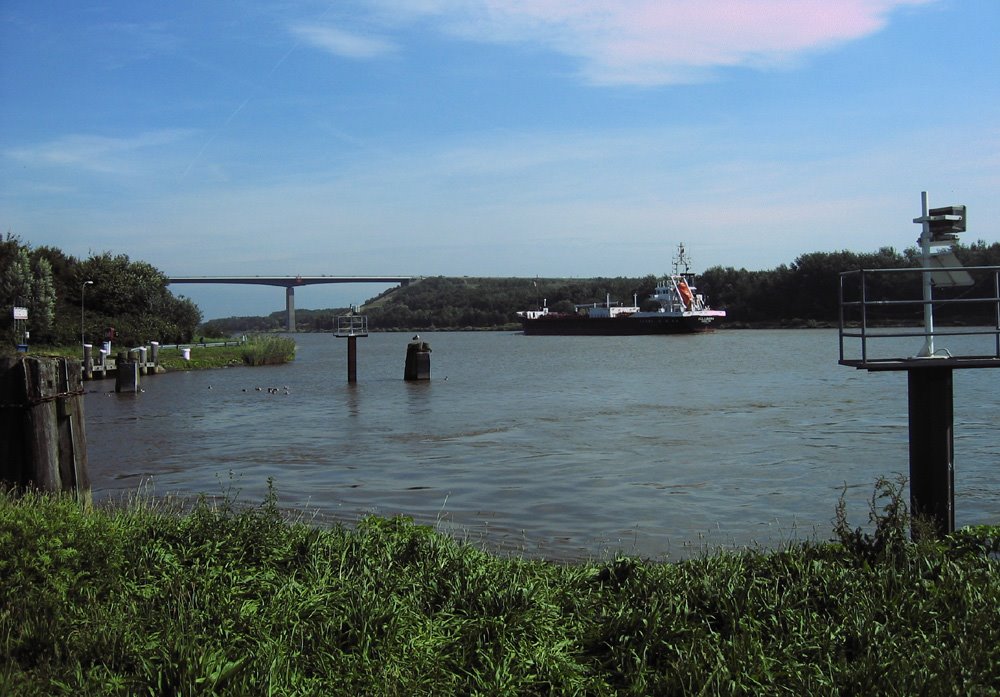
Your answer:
[13,306,28,320]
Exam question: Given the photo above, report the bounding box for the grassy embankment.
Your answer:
[21,335,295,370]
[1,478,998,695]
[157,335,296,370]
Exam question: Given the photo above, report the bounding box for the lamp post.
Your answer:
[81,280,94,347]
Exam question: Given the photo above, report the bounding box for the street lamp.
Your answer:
[81,280,94,347]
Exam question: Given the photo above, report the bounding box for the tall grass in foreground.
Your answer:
[1,479,998,696]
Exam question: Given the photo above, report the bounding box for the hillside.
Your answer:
[199,242,1000,332]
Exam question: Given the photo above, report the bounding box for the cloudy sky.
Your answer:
[2,0,998,319]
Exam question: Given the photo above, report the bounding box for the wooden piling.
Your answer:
[115,351,140,393]
[404,338,431,381]
[0,355,90,497]
[83,343,93,380]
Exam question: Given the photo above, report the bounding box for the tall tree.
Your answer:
[77,252,202,345]
[29,257,56,336]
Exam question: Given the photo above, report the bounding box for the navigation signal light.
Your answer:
[927,205,966,240]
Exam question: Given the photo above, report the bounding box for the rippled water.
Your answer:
[84,330,999,560]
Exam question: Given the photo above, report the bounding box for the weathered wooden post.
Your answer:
[115,350,140,393]
[96,347,108,378]
[82,343,93,380]
[404,335,431,381]
[0,355,90,498]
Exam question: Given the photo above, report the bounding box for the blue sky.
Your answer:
[2,0,998,319]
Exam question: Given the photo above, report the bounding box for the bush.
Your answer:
[240,334,295,366]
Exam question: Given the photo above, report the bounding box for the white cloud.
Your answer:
[289,23,397,59]
[364,0,936,85]
[5,130,192,174]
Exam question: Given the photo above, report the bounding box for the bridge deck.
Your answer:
[166,276,413,331]
[167,276,412,287]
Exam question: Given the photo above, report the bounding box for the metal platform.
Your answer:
[840,356,1000,371]
[335,314,369,338]
[838,255,999,537]
[838,264,1000,371]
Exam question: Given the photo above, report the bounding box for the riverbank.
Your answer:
[19,335,296,372]
[2,481,998,695]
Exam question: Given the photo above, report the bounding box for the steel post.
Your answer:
[347,335,357,383]
[907,366,955,537]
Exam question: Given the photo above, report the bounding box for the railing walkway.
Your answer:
[838,262,1000,538]
[81,340,244,379]
[838,264,1000,369]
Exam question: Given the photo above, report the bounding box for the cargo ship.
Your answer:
[518,244,725,336]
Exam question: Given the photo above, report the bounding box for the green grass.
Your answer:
[237,334,296,366]
[158,335,296,371]
[156,345,246,370]
[11,335,296,371]
[1,479,998,695]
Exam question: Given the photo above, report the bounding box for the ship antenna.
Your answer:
[673,243,692,275]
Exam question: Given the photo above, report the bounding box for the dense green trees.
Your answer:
[358,275,660,330]
[200,315,283,337]
[0,237,56,344]
[352,242,1000,330]
[6,237,998,340]
[76,252,201,346]
[698,246,918,324]
[699,243,1000,326]
[0,236,201,348]
[202,241,998,332]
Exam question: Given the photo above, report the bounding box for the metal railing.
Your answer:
[839,265,1000,368]
[335,314,368,337]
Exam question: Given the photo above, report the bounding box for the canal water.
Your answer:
[84,330,999,560]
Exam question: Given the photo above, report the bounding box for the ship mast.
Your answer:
[672,243,692,276]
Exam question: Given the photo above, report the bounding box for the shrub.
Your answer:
[239,335,295,366]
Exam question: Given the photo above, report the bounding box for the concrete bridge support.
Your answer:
[165,276,413,332]
[286,286,295,332]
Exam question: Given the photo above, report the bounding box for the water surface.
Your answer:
[85,330,999,560]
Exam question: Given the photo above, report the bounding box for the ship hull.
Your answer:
[520,315,716,336]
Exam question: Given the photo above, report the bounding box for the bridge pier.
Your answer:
[286,286,295,332]
[165,276,414,331]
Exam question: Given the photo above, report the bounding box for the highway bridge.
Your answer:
[167,276,413,331]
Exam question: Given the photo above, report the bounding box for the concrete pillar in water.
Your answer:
[404,336,431,381]
[0,356,90,498]
[286,286,296,332]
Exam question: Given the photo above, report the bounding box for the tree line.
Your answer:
[233,242,997,332]
[700,242,1000,326]
[1,235,201,348]
[11,236,995,342]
